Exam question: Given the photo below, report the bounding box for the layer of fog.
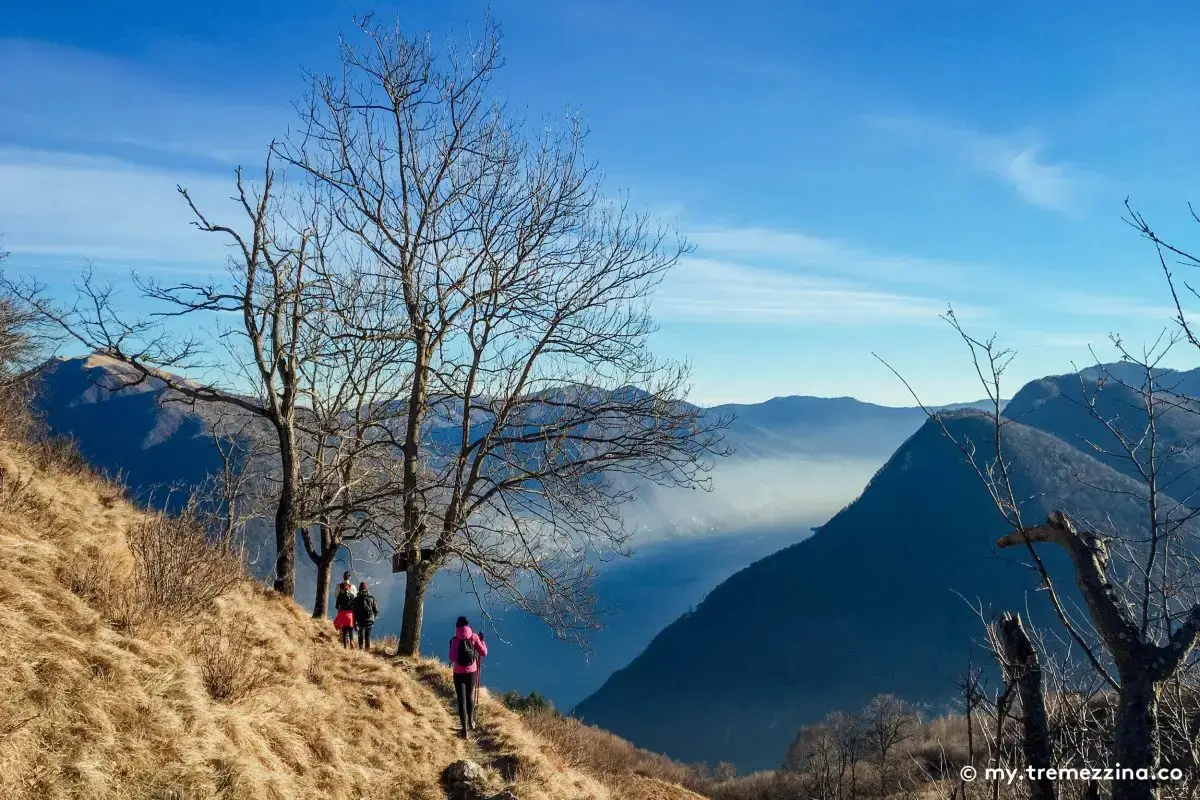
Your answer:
[321,454,883,613]
[289,454,884,704]
[624,455,883,541]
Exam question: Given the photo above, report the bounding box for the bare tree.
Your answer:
[784,715,847,800]
[834,710,868,800]
[786,711,868,800]
[0,238,61,448]
[1157,672,1200,798]
[295,269,412,617]
[194,416,273,561]
[863,693,919,794]
[277,16,729,655]
[2,16,727,646]
[0,240,55,394]
[954,661,987,774]
[881,308,1200,800]
[4,158,334,597]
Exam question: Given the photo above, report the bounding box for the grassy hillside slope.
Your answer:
[0,429,702,800]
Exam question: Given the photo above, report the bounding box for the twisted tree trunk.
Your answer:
[998,513,1200,800]
[996,612,1054,800]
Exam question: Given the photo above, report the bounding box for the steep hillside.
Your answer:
[0,428,703,800]
[574,411,1167,771]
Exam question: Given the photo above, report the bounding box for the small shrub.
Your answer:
[0,372,40,445]
[193,628,273,702]
[373,634,399,656]
[126,509,245,625]
[0,463,49,516]
[29,433,89,475]
[499,690,555,715]
[97,479,126,509]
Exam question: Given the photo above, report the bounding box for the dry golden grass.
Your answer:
[519,708,713,799]
[0,432,701,800]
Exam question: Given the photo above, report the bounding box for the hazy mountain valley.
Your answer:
[31,354,927,709]
[32,351,1200,774]
[6,5,1200,800]
[22,347,1200,800]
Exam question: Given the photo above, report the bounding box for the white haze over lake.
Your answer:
[332,454,885,597]
[302,453,884,704]
[625,455,883,541]
[336,453,884,595]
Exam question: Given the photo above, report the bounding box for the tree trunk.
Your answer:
[400,332,427,550]
[997,613,1054,800]
[395,331,429,658]
[1111,673,1160,800]
[312,548,335,619]
[308,521,338,620]
[397,564,429,657]
[273,423,299,597]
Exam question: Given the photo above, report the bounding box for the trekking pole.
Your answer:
[475,630,484,710]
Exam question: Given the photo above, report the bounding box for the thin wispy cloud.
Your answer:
[653,257,984,325]
[0,39,284,166]
[869,114,1097,213]
[0,147,243,270]
[687,226,990,288]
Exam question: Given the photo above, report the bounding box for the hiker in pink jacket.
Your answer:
[448,616,488,738]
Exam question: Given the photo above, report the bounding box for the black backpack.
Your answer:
[454,636,478,667]
[355,593,378,624]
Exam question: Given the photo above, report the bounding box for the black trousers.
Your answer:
[453,672,477,732]
[357,623,373,651]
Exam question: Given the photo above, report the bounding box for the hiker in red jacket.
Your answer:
[333,582,356,648]
[448,616,487,738]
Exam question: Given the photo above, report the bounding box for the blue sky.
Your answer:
[4,0,1200,405]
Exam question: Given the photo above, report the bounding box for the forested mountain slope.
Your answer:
[575,410,1167,770]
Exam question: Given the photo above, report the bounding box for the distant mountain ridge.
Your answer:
[574,363,1200,771]
[1004,364,1200,501]
[34,353,993,495]
[704,395,1001,460]
[34,355,225,507]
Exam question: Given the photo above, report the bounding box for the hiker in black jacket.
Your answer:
[352,582,379,651]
